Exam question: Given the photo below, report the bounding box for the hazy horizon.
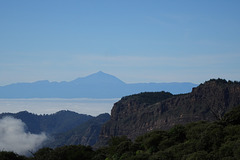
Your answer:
[0,98,119,116]
[1,1,240,86]
[0,71,201,87]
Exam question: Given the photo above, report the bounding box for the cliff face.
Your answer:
[98,79,240,145]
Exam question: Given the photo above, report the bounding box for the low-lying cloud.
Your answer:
[0,116,47,155]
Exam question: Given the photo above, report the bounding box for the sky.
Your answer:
[0,0,240,86]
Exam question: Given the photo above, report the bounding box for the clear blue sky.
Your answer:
[0,0,240,86]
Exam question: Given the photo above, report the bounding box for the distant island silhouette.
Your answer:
[0,71,197,98]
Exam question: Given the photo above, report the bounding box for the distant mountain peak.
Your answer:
[96,71,105,74]
[72,71,125,85]
[86,71,113,78]
[0,71,198,98]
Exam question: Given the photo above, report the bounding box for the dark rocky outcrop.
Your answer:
[98,79,240,145]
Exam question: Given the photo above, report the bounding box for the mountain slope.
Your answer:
[0,110,93,134]
[0,110,110,147]
[98,79,240,145]
[46,113,111,147]
[0,71,197,98]
[71,71,125,85]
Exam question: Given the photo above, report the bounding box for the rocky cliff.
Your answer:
[98,79,240,145]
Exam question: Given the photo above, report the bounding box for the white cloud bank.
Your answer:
[0,116,47,155]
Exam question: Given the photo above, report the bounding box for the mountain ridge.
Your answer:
[97,79,240,146]
[0,71,197,98]
[0,110,93,134]
[1,78,239,148]
[71,71,125,85]
[0,110,110,147]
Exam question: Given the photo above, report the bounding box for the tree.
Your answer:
[0,151,27,160]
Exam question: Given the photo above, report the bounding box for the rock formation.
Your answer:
[98,79,240,145]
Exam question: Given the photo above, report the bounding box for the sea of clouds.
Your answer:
[0,98,119,155]
[0,98,118,116]
[0,116,47,155]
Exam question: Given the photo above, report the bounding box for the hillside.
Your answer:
[98,79,240,145]
[0,111,110,147]
[0,71,197,98]
[0,110,93,134]
[3,105,240,160]
[46,113,110,147]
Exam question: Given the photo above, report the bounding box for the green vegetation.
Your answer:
[209,78,240,84]
[2,105,240,160]
[121,91,173,105]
